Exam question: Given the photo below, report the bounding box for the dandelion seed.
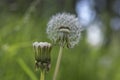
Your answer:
[46,13,82,48]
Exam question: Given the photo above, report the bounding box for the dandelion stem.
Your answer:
[53,46,63,80]
[40,70,45,80]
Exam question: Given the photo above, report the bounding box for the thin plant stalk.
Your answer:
[53,46,63,80]
[40,70,45,80]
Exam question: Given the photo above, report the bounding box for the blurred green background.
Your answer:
[0,0,120,80]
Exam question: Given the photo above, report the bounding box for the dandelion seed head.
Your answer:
[46,13,82,48]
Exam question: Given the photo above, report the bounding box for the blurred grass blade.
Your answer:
[18,58,38,80]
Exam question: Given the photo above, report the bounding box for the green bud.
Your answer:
[33,42,52,71]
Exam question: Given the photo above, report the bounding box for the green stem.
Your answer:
[40,70,45,80]
[53,46,63,80]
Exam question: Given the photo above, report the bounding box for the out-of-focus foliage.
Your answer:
[0,0,120,80]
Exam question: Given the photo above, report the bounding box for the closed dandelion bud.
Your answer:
[33,42,52,72]
[47,13,82,48]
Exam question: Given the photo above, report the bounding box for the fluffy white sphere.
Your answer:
[47,13,82,48]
